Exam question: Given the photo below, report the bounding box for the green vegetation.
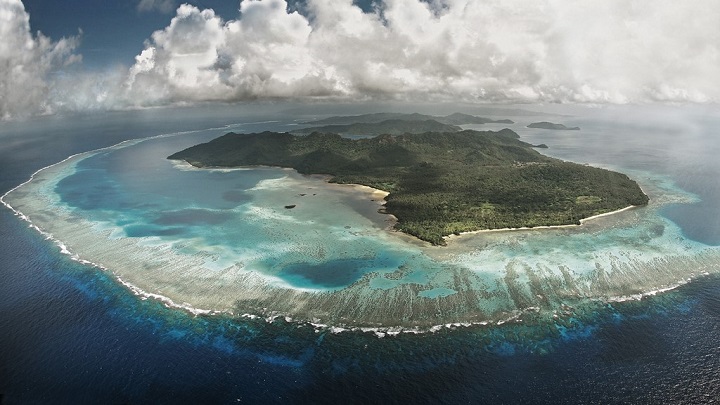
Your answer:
[527,122,580,130]
[575,195,603,204]
[291,119,462,136]
[168,129,648,245]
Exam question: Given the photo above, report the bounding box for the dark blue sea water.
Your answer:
[2,104,720,404]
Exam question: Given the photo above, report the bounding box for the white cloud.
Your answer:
[4,0,720,120]
[123,0,720,106]
[124,0,338,105]
[126,5,228,104]
[137,0,177,14]
[0,0,80,119]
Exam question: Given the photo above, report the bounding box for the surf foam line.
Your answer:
[0,122,295,317]
[3,182,225,317]
[604,283,688,303]
[2,188,559,334]
[3,122,718,336]
[300,271,714,338]
[4,169,717,334]
[4,179,717,334]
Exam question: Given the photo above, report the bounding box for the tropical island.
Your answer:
[168,124,648,245]
[527,122,581,130]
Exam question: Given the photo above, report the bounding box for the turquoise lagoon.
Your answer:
[4,107,720,330]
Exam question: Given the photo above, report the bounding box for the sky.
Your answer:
[1,0,719,120]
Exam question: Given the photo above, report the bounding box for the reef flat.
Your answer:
[169,129,648,245]
[3,130,717,330]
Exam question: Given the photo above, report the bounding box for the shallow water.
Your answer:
[4,105,719,328]
[1,104,720,403]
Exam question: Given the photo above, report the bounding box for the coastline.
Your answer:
[5,156,719,331]
[579,205,637,223]
[444,205,638,243]
[347,184,398,229]
[169,159,646,247]
[171,159,400,231]
[4,132,718,332]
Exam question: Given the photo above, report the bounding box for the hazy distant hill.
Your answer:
[281,104,558,117]
[438,113,514,125]
[302,112,514,126]
[291,119,462,136]
[527,122,580,130]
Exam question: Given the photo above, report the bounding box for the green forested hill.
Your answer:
[168,129,648,245]
[291,119,462,136]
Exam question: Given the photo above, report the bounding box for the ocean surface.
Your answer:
[1,103,719,403]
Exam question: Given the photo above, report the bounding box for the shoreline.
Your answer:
[5,132,715,334]
[444,205,638,243]
[172,159,400,231]
[4,188,717,334]
[5,157,717,333]
[170,159,644,247]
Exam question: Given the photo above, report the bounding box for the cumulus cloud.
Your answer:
[123,0,720,106]
[0,0,80,119]
[4,0,720,120]
[137,0,178,14]
[124,0,338,105]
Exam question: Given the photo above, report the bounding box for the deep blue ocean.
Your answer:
[1,104,719,404]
